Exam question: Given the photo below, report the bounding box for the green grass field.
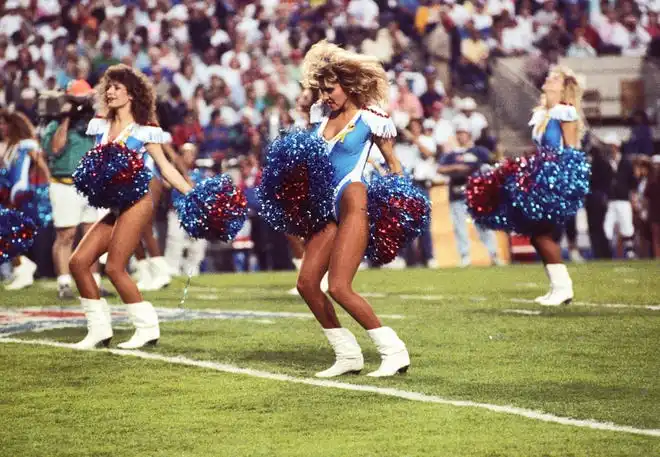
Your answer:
[1,261,659,456]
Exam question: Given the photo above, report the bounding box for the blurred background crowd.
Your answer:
[1,0,659,291]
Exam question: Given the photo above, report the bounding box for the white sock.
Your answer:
[93,273,102,287]
[57,274,72,287]
[292,258,302,271]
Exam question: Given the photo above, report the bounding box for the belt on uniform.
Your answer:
[51,177,74,185]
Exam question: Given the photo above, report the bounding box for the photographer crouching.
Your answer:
[41,80,110,299]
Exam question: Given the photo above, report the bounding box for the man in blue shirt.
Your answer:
[438,120,500,267]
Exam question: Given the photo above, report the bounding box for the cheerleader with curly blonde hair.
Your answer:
[295,41,410,378]
[468,65,590,306]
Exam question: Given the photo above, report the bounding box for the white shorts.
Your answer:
[49,181,99,229]
[603,200,635,239]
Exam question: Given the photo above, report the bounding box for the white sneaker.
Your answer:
[117,302,160,349]
[459,257,471,268]
[315,328,364,378]
[287,286,300,296]
[73,298,113,349]
[426,259,439,269]
[366,327,410,377]
[5,256,36,290]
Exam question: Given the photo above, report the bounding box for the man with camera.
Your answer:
[41,79,106,300]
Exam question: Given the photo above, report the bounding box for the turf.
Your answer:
[1,261,658,456]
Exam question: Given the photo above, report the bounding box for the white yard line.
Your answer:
[1,337,658,438]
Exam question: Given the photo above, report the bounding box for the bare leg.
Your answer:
[287,234,305,260]
[327,183,381,330]
[70,213,116,299]
[53,226,77,277]
[142,179,163,257]
[296,224,341,329]
[531,232,562,265]
[105,195,155,303]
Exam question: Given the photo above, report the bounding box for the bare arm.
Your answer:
[50,118,71,156]
[560,120,579,148]
[373,136,402,175]
[146,143,193,195]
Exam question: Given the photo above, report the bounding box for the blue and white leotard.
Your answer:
[2,139,39,203]
[310,102,397,219]
[86,117,171,181]
[529,103,579,149]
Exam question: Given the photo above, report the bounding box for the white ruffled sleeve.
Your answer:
[361,105,397,139]
[86,118,108,136]
[548,104,579,122]
[18,139,40,152]
[131,125,170,144]
[309,102,327,124]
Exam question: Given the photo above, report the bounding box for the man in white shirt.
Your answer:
[616,14,652,56]
[347,0,380,29]
[453,97,488,141]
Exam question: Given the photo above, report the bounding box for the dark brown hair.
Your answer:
[97,64,157,125]
[0,110,36,146]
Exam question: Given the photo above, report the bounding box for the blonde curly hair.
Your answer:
[535,65,586,140]
[301,40,389,108]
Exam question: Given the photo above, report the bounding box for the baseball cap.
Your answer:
[67,79,94,97]
[602,132,621,146]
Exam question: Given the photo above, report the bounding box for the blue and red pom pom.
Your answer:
[73,142,152,210]
[366,174,431,265]
[257,129,335,238]
[175,174,248,241]
[0,207,38,263]
[467,146,590,234]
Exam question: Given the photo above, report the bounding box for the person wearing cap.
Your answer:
[597,132,638,258]
[438,119,500,267]
[41,79,106,300]
[453,97,488,141]
[419,65,445,118]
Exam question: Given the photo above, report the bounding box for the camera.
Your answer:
[37,90,95,134]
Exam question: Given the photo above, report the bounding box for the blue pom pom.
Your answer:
[172,168,205,207]
[257,129,335,237]
[504,146,590,230]
[175,174,248,241]
[73,143,152,210]
[467,147,590,234]
[0,206,38,263]
[13,185,53,228]
[366,174,431,265]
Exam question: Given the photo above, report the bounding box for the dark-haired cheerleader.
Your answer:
[70,64,193,349]
[467,66,590,306]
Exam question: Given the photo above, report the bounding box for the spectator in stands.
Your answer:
[458,20,490,93]
[438,120,500,267]
[202,109,232,160]
[646,10,660,39]
[454,97,488,142]
[427,100,456,154]
[91,41,120,84]
[533,0,560,41]
[419,65,445,118]
[16,88,39,126]
[567,27,598,57]
[402,118,438,268]
[390,74,424,120]
[617,14,652,56]
[625,110,655,156]
[599,133,638,258]
[172,109,204,148]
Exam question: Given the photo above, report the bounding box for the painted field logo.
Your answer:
[0,306,312,336]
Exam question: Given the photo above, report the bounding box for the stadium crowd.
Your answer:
[1,0,659,291]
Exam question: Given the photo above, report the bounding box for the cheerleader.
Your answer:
[0,110,51,291]
[69,64,193,349]
[468,66,589,306]
[295,41,410,377]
